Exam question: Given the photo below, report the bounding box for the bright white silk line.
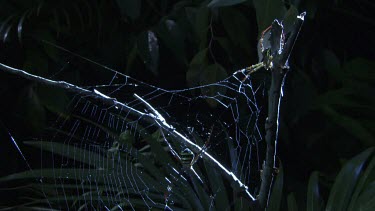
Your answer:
[93,89,146,117]
[134,94,171,129]
[7,131,31,170]
[0,63,147,122]
[94,89,113,99]
[134,93,256,201]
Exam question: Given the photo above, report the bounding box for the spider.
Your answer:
[179,125,213,168]
[241,25,275,82]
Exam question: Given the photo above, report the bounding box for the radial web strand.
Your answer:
[0,56,269,210]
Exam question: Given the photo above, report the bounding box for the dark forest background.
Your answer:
[0,0,374,210]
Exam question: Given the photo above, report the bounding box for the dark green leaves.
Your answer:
[349,153,375,210]
[207,0,247,8]
[320,106,374,146]
[115,0,141,20]
[326,148,374,211]
[307,172,324,211]
[187,49,227,107]
[287,193,298,211]
[157,19,187,65]
[288,149,375,210]
[187,48,209,87]
[313,57,375,146]
[282,6,299,34]
[200,63,227,107]
[268,163,284,211]
[194,6,210,49]
[253,0,286,33]
[37,86,69,114]
[137,30,160,75]
[220,7,252,58]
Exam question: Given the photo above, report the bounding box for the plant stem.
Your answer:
[257,66,286,210]
[256,12,305,210]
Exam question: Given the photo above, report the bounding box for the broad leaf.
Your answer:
[195,7,210,48]
[348,153,375,210]
[253,0,286,33]
[199,63,227,107]
[220,7,253,58]
[268,163,284,211]
[137,31,159,75]
[283,5,299,34]
[207,0,247,8]
[204,160,229,209]
[287,192,298,211]
[321,106,374,146]
[326,147,374,211]
[186,48,208,87]
[37,86,69,113]
[115,0,141,20]
[354,181,375,211]
[307,171,324,211]
[156,19,187,65]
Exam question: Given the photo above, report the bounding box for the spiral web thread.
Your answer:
[1,55,268,210]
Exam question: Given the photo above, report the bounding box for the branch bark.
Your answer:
[257,12,305,210]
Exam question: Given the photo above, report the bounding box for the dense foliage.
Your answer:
[0,0,374,210]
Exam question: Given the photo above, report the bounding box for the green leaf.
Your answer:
[137,30,159,75]
[73,4,85,31]
[23,49,48,75]
[326,147,374,211]
[314,89,357,108]
[348,154,375,210]
[199,63,227,85]
[199,63,227,107]
[185,7,197,25]
[156,19,187,65]
[321,106,375,146]
[24,141,109,166]
[186,48,208,87]
[39,33,59,62]
[342,58,375,82]
[37,86,69,113]
[147,129,176,168]
[307,171,324,211]
[0,15,15,42]
[283,5,299,34]
[220,8,252,57]
[25,87,46,132]
[22,140,166,190]
[321,49,341,79]
[268,163,284,211]
[253,0,286,33]
[203,162,229,210]
[207,0,247,8]
[303,0,318,19]
[126,43,138,74]
[17,10,30,44]
[118,130,135,144]
[115,0,141,20]
[354,181,375,211]
[195,7,210,48]
[287,192,298,211]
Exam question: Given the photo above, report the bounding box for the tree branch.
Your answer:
[257,12,305,210]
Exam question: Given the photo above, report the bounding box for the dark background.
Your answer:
[0,0,374,209]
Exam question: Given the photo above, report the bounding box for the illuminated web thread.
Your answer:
[2,62,265,210]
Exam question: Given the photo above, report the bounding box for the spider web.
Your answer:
[0,50,269,210]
